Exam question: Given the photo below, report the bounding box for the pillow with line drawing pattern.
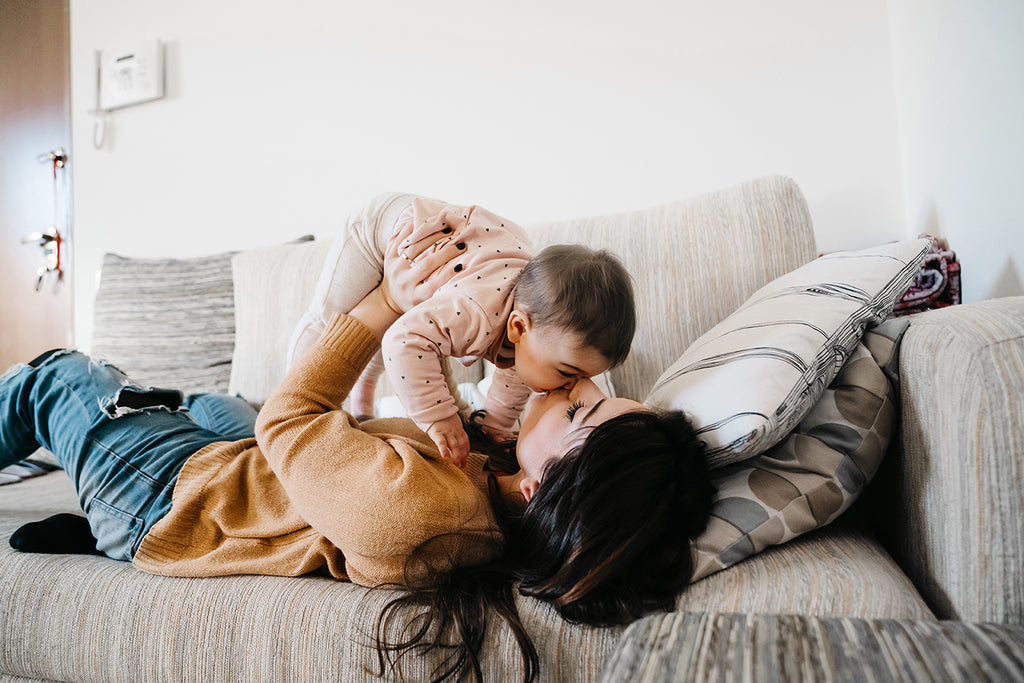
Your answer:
[644,238,931,469]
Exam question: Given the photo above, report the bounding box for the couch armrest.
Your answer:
[892,296,1024,624]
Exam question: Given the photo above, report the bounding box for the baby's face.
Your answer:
[512,322,610,394]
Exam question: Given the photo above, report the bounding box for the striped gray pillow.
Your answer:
[91,251,236,395]
[645,238,931,468]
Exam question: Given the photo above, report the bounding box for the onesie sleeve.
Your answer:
[483,366,534,436]
[382,292,499,432]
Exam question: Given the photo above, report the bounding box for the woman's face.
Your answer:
[512,377,645,501]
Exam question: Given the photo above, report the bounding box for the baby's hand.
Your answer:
[481,409,517,444]
[427,415,470,468]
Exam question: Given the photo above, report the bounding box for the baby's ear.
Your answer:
[506,307,531,343]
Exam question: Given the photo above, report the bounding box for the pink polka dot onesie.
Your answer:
[288,193,536,436]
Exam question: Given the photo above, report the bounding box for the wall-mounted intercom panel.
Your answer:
[98,40,165,111]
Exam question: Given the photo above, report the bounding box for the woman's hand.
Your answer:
[382,220,465,313]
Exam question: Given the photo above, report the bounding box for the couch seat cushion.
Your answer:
[0,473,620,683]
[2,472,930,682]
[680,522,933,619]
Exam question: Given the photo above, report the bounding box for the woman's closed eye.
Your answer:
[566,400,584,421]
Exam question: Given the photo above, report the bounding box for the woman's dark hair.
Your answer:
[374,409,714,682]
[512,245,636,367]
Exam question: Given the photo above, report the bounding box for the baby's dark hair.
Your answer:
[513,245,636,366]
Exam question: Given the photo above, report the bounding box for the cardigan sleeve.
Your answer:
[255,313,501,586]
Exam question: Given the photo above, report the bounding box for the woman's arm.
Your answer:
[254,244,497,586]
[348,287,401,341]
[255,309,499,585]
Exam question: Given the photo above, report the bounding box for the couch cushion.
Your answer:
[601,612,1023,682]
[91,251,236,395]
[0,473,930,683]
[0,473,620,683]
[680,524,932,619]
[645,238,931,466]
[228,239,332,406]
[523,175,818,401]
[229,238,487,408]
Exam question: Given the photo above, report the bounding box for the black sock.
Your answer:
[9,513,103,556]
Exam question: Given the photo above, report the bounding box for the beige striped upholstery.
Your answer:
[681,523,932,619]
[602,612,1024,682]
[229,239,485,408]
[228,239,332,406]
[524,175,818,401]
[890,296,1024,624]
[0,473,930,683]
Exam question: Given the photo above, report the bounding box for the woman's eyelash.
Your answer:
[566,400,584,421]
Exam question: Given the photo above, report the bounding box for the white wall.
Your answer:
[69,0,907,348]
[888,0,1024,302]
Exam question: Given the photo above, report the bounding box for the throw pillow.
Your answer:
[645,238,930,468]
[690,340,895,582]
[229,237,486,408]
[229,239,332,406]
[91,251,237,396]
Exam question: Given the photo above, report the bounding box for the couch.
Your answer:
[2,176,1022,682]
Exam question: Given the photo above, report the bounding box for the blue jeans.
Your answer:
[0,350,258,561]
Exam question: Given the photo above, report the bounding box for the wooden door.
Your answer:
[0,0,73,370]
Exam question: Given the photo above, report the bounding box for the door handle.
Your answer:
[36,148,67,168]
[21,226,60,246]
[21,226,63,291]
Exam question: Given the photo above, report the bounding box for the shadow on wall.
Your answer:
[989,257,1024,299]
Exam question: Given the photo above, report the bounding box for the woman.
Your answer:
[1,261,713,682]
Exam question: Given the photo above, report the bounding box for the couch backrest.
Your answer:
[105,175,815,405]
[522,175,816,400]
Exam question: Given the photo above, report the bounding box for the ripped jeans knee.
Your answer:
[100,386,185,418]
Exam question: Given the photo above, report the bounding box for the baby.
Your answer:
[287,193,636,466]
